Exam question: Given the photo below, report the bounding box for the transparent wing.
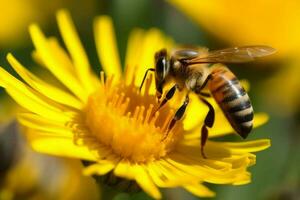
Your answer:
[186,45,276,64]
[171,46,209,60]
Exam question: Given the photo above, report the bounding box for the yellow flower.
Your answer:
[168,0,300,58]
[0,0,96,47]
[0,10,270,199]
[168,0,300,114]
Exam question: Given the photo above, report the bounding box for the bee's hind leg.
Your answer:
[199,97,215,158]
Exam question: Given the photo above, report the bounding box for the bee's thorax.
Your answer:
[170,58,209,93]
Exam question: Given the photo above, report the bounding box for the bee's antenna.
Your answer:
[139,68,155,91]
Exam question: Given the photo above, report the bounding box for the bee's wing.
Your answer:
[171,46,209,60]
[186,45,276,64]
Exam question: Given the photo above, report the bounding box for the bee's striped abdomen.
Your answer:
[208,65,253,138]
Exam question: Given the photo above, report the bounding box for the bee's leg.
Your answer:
[139,68,155,91]
[155,84,179,111]
[199,97,215,158]
[199,92,211,97]
[162,94,190,141]
[199,74,212,90]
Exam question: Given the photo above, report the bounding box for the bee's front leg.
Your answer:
[155,84,180,111]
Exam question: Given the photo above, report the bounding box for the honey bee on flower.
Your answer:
[0,10,270,199]
[141,46,275,158]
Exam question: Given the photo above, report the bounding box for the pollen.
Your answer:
[85,73,184,163]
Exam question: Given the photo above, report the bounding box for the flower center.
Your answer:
[85,74,184,162]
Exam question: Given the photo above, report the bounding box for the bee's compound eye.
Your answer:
[155,49,168,80]
[154,49,168,96]
[156,57,167,79]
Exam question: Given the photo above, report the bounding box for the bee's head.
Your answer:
[154,49,169,99]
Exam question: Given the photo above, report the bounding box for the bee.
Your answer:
[140,45,276,158]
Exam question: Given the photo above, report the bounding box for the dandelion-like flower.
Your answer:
[0,10,270,199]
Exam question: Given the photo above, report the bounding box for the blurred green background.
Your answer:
[0,0,299,199]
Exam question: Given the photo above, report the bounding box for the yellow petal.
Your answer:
[32,37,98,92]
[0,67,71,122]
[29,24,88,102]
[56,10,95,93]
[33,37,75,73]
[7,53,83,110]
[221,154,256,169]
[232,172,251,185]
[18,113,74,136]
[133,165,162,199]
[114,161,161,199]
[166,154,241,184]
[147,162,179,188]
[219,139,271,153]
[178,139,264,159]
[83,161,116,176]
[124,29,145,85]
[183,183,215,198]
[147,160,197,188]
[114,160,135,179]
[179,139,266,169]
[172,150,232,171]
[94,16,122,79]
[26,129,97,161]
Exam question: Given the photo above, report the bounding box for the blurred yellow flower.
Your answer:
[0,10,270,199]
[168,0,300,58]
[168,0,300,114]
[0,0,96,47]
